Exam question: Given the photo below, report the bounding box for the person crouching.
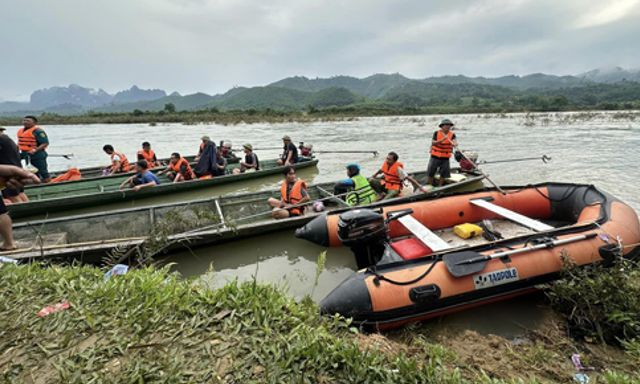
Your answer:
[119,160,160,191]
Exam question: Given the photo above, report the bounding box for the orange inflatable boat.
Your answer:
[295,183,640,330]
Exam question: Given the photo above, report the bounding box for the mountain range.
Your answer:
[1,67,639,116]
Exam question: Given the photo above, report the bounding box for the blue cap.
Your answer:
[346,163,360,171]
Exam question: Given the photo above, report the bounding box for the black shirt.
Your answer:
[281,142,299,164]
[0,134,21,167]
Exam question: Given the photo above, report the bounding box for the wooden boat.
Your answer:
[10,158,319,219]
[295,183,640,330]
[49,155,199,180]
[1,169,485,263]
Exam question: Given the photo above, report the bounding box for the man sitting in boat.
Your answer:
[427,119,457,187]
[194,138,218,178]
[333,163,377,206]
[213,149,227,176]
[299,142,313,157]
[0,165,40,251]
[233,144,259,174]
[277,135,298,166]
[220,141,238,160]
[268,166,309,219]
[119,160,160,191]
[137,142,160,168]
[369,151,427,200]
[159,152,194,182]
[195,136,215,162]
[103,145,131,175]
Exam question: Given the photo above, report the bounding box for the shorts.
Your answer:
[2,187,23,198]
[427,156,451,178]
[0,197,7,215]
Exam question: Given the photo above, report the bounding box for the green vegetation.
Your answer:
[1,262,639,383]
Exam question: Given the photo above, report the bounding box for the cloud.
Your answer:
[1,0,639,100]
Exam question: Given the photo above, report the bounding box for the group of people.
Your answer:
[268,118,460,219]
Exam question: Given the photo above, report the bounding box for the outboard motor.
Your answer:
[337,209,387,269]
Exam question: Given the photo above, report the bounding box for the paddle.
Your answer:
[478,155,551,165]
[314,150,378,156]
[47,153,74,160]
[443,233,597,277]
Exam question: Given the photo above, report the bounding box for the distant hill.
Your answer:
[1,67,640,116]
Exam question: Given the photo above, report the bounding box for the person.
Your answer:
[277,135,298,166]
[369,151,427,200]
[0,128,29,203]
[233,144,259,174]
[119,160,160,191]
[193,138,218,178]
[213,149,227,176]
[0,165,40,251]
[333,163,377,206]
[268,166,309,219]
[220,141,238,160]
[103,145,131,175]
[17,115,50,182]
[195,136,215,162]
[427,118,458,186]
[137,142,159,168]
[299,142,313,157]
[159,152,194,182]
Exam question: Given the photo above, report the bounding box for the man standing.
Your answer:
[0,165,40,251]
[0,128,29,203]
[17,116,50,182]
[427,119,458,187]
[277,135,298,166]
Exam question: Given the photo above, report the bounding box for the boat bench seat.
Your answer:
[396,215,450,252]
[470,198,553,232]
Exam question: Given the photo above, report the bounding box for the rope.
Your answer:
[368,258,440,286]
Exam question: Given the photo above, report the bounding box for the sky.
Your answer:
[1,0,639,101]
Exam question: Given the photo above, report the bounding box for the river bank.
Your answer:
[0,107,638,127]
[1,263,638,383]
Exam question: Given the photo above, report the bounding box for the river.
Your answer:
[4,111,639,336]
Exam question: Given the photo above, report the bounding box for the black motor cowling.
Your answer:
[337,209,387,269]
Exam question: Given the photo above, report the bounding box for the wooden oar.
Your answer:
[443,233,597,277]
[478,155,551,165]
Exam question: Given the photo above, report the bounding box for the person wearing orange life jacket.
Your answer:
[158,152,194,182]
[17,115,51,182]
[137,142,159,168]
[267,166,310,219]
[427,118,458,187]
[369,151,428,200]
[102,144,131,175]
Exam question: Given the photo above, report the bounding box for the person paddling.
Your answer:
[17,116,51,182]
[137,142,159,168]
[103,145,131,175]
[268,166,309,219]
[119,160,160,191]
[427,118,458,186]
[158,152,194,182]
[334,163,377,206]
[233,144,259,174]
[277,135,298,166]
[370,151,427,200]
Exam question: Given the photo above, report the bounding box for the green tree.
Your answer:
[132,109,144,116]
[164,103,176,113]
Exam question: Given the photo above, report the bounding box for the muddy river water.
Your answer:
[5,111,638,336]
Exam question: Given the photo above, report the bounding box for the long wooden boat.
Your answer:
[49,155,199,180]
[295,183,640,330]
[9,158,319,219]
[1,169,485,263]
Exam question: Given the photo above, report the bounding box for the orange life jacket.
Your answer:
[280,179,307,216]
[381,161,404,191]
[110,150,130,173]
[431,130,455,158]
[137,149,158,167]
[51,168,82,183]
[17,126,39,152]
[169,157,194,180]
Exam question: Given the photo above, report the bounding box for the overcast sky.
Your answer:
[2,0,639,100]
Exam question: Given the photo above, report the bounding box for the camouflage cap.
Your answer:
[439,118,454,127]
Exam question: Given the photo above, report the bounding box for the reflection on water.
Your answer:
[6,111,639,333]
